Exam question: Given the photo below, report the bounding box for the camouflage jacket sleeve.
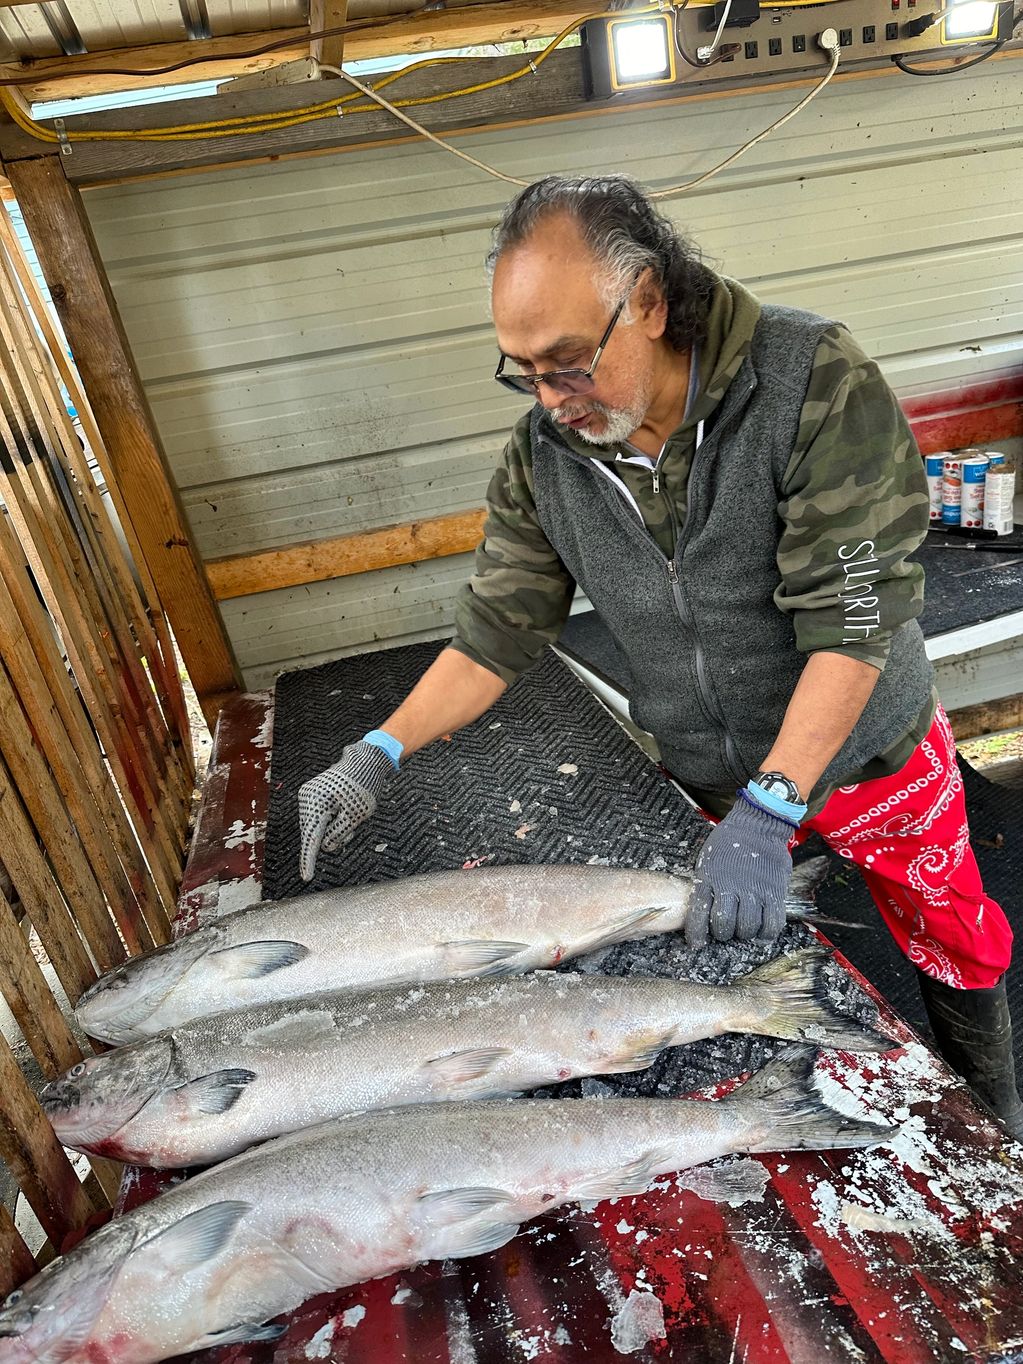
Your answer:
[774,326,929,669]
[450,411,576,685]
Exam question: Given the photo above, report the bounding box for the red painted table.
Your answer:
[118,694,1023,1364]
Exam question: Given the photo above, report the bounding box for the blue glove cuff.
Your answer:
[739,783,807,827]
[362,729,404,771]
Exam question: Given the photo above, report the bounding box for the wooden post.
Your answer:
[0,1205,36,1297]
[311,0,350,69]
[0,1031,103,1249]
[3,155,243,726]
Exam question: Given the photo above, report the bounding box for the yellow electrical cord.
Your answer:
[0,5,652,144]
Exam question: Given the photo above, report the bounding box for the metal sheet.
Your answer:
[82,64,1023,686]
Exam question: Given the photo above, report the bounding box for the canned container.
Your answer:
[941,458,963,525]
[961,456,989,527]
[987,452,1006,467]
[984,460,1016,536]
[925,453,946,521]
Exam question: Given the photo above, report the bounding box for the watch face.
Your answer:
[756,772,801,802]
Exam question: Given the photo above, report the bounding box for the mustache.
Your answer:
[554,400,608,424]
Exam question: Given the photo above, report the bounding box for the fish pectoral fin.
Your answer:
[418,1186,516,1226]
[423,1047,512,1088]
[440,940,530,976]
[194,1320,288,1348]
[209,940,309,979]
[186,1068,257,1115]
[573,1151,667,1204]
[139,1200,251,1274]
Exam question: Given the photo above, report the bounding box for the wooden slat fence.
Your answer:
[0,204,194,1287]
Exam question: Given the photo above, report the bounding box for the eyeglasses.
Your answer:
[494,277,638,398]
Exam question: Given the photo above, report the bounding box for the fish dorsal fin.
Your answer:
[209,941,309,979]
[440,940,529,976]
[423,1047,512,1087]
[572,1151,668,1204]
[184,1068,257,1115]
[139,1200,251,1274]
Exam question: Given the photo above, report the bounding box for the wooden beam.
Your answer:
[4,41,1019,189]
[3,156,243,727]
[310,0,350,70]
[0,1,603,104]
[206,508,488,601]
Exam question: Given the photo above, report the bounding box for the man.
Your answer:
[298,174,1021,1137]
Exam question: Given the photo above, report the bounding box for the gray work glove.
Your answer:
[686,796,795,947]
[298,740,395,881]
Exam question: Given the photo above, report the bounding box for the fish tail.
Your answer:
[781,855,829,920]
[739,949,894,1053]
[727,1046,897,1153]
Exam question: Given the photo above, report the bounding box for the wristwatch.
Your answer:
[751,771,803,804]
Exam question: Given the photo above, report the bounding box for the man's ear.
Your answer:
[637,276,668,341]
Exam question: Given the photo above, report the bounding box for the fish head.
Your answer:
[75,930,218,1043]
[0,1219,139,1364]
[39,1039,176,1154]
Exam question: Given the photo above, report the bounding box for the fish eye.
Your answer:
[3,1291,23,1307]
[69,1063,87,1078]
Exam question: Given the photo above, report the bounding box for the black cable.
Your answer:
[894,0,1018,74]
[893,38,1004,72]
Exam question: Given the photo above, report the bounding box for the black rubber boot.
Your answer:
[915,969,1023,1141]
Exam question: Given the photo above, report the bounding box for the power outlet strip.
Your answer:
[672,0,1013,80]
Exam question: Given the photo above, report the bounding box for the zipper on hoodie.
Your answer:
[666,559,745,784]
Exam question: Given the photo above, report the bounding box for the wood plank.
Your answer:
[0,243,193,829]
[0,514,174,937]
[0,1030,102,1250]
[0,750,96,1005]
[0,881,83,1081]
[7,41,1018,188]
[0,658,130,970]
[0,2,604,103]
[311,0,350,70]
[948,695,1023,743]
[5,157,243,727]
[0,345,184,886]
[0,208,194,774]
[207,508,488,600]
[0,1204,35,1298]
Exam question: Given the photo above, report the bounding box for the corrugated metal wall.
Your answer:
[84,62,1023,688]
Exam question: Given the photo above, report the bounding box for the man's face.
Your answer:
[491,214,666,446]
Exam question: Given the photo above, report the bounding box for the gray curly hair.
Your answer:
[486,174,715,353]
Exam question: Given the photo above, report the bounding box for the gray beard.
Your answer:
[554,395,651,448]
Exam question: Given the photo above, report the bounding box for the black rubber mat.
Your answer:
[264,643,876,1099]
[264,642,709,903]
[917,524,1023,637]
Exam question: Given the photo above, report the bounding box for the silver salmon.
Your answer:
[75,859,828,1044]
[1,1049,896,1364]
[45,949,890,1168]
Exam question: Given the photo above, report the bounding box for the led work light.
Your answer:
[942,0,999,39]
[582,14,678,99]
